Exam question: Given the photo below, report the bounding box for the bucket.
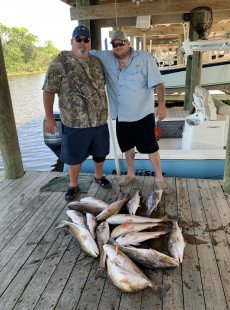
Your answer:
[43,113,62,146]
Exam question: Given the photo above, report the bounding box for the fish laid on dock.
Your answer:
[68,196,109,215]
[120,246,179,269]
[66,210,86,227]
[55,220,99,258]
[168,220,186,263]
[115,228,171,246]
[96,196,129,221]
[95,221,110,279]
[106,214,170,225]
[111,222,165,239]
[127,190,141,215]
[86,213,97,239]
[145,189,163,216]
[103,244,171,299]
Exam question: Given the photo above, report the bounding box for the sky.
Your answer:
[0,0,110,50]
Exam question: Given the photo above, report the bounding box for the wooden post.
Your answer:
[78,0,102,50]
[0,38,24,178]
[129,36,134,48]
[184,11,205,111]
[177,34,184,65]
[223,119,230,192]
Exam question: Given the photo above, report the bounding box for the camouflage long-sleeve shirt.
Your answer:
[42,52,108,128]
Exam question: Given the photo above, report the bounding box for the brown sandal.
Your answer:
[94,176,111,188]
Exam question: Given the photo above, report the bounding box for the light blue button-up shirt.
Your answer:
[90,49,163,122]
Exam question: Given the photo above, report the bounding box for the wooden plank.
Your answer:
[179,178,206,309]
[33,241,86,310]
[35,175,116,310]
[161,177,185,310]
[0,177,14,190]
[0,171,59,235]
[0,171,33,201]
[98,11,230,27]
[117,176,146,310]
[139,174,163,310]
[189,179,228,309]
[0,192,66,297]
[70,0,229,20]
[13,190,87,310]
[124,22,230,37]
[1,220,72,309]
[73,175,120,310]
[0,191,53,253]
[199,179,230,308]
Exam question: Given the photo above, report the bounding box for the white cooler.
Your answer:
[181,87,229,150]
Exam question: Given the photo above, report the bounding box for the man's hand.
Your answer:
[155,83,166,121]
[45,116,57,135]
[156,104,166,121]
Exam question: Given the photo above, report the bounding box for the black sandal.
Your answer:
[94,176,111,188]
[65,186,79,201]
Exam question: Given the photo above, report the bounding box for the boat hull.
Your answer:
[64,158,225,180]
[160,60,230,89]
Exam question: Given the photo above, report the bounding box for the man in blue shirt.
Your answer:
[90,30,166,189]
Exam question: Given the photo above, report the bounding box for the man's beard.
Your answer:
[114,49,131,59]
[78,46,87,55]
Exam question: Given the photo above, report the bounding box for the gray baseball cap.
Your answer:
[110,30,128,43]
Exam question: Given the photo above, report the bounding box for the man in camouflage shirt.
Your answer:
[43,25,111,201]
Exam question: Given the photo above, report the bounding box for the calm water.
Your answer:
[0,73,59,171]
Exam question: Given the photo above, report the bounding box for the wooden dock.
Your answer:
[0,170,229,310]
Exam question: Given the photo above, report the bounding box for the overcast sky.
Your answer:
[0,0,84,49]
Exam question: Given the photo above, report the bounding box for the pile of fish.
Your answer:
[55,190,186,300]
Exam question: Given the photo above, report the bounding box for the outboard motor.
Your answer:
[43,112,62,158]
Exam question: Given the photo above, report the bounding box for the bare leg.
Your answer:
[148,151,164,182]
[68,164,82,187]
[94,161,104,179]
[124,148,136,177]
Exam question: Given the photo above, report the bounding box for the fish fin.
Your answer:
[121,222,129,228]
[153,283,171,300]
[55,220,69,229]
[108,237,116,244]
[115,243,120,255]
[95,267,107,280]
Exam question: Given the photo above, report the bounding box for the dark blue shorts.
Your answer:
[116,113,159,154]
[60,123,110,165]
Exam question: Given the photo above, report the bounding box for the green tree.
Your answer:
[0,23,58,75]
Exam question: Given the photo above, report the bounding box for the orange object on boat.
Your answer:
[155,126,161,139]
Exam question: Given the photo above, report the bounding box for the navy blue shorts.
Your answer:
[116,113,159,154]
[60,123,110,165]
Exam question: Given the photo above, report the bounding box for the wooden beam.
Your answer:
[0,38,24,179]
[98,11,230,27]
[70,0,229,20]
[122,22,230,37]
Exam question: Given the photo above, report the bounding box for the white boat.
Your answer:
[59,87,229,179]
[160,58,230,89]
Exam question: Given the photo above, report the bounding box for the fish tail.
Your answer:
[95,267,107,279]
[55,220,69,229]
[151,283,171,300]
[67,203,79,210]
[108,236,116,244]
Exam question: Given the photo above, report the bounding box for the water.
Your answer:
[0,73,59,171]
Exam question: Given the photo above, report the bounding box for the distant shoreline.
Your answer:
[7,71,46,78]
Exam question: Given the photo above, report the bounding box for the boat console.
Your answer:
[181,86,229,150]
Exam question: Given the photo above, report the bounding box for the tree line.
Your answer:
[0,23,59,75]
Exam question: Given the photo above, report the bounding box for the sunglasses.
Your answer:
[112,40,127,48]
[75,37,91,43]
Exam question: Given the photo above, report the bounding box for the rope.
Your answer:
[114,0,118,29]
[190,7,213,39]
